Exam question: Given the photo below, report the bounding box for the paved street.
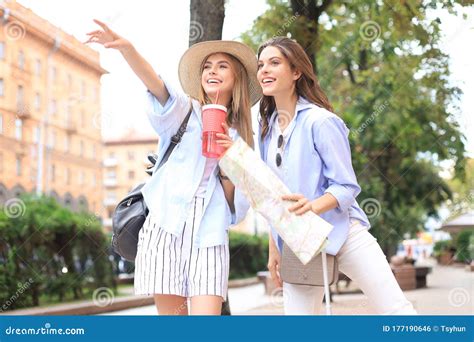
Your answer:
[103,260,473,315]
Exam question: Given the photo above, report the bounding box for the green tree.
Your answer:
[242,0,469,256]
[445,158,474,218]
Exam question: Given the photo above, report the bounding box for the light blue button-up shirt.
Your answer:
[140,78,249,248]
[258,97,370,255]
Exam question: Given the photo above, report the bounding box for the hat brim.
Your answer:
[178,40,262,106]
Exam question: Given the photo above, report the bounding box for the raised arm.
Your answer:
[85,19,169,105]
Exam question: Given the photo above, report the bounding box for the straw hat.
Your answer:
[178,40,262,106]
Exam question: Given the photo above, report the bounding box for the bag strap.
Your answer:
[156,98,193,170]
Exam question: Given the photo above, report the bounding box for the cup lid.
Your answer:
[202,104,227,112]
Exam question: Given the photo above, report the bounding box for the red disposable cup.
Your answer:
[202,104,227,158]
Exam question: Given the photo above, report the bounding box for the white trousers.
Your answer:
[283,220,417,315]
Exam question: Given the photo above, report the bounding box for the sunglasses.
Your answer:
[276,134,283,167]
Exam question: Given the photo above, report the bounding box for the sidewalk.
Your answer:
[104,260,473,315]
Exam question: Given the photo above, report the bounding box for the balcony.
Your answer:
[16,102,31,119]
[65,119,77,134]
[104,178,118,187]
[103,157,118,167]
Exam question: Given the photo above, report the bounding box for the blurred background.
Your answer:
[0,0,472,315]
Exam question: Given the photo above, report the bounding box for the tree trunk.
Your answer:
[189,0,225,47]
[289,0,333,74]
[189,0,230,315]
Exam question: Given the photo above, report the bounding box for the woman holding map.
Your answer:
[256,37,417,315]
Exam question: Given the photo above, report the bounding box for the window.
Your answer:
[80,110,85,128]
[81,80,86,97]
[93,86,98,102]
[16,85,24,108]
[106,191,116,201]
[92,145,96,159]
[0,79,4,96]
[51,164,56,183]
[68,74,73,88]
[92,173,97,187]
[79,171,85,185]
[66,168,71,185]
[0,152,3,173]
[80,140,84,157]
[49,131,56,148]
[34,92,41,111]
[106,170,116,179]
[0,42,4,60]
[65,135,70,152]
[18,50,25,70]
[0,113,3,134]
[128,151,135,160]
[35,59,42,76]
[16,157,21,176]
[15,119,22,140]
[128,170,135,180]
[50,66,57,82]
[65,104,72,124]
[50,99,57,116]
[33,126,40,143]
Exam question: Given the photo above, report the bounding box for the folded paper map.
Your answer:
[219,138,333,265]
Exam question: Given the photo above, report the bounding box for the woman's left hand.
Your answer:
[215,122,234,155]
[282,193,319,216]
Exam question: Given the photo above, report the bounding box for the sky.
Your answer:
[13,0,474,157]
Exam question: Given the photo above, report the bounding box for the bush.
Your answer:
[229,231,268,279]
[433,239,455,257]
[0,194,116,311]
[455,229,474,263]
[469,235,474,262]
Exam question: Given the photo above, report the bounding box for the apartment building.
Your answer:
[0,1,107,215]
[103,132,158,232]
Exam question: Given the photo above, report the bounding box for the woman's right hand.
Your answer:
[85,19,132,52]
[268,241,283,288]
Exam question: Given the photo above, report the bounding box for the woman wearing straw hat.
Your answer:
[85,20,261,315]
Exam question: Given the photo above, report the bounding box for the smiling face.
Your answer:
[257,46,301,98]
[201,53,236,105]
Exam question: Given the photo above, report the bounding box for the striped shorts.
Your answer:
[134,197,229,301]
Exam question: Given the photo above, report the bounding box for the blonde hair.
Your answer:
[198,53,254,148]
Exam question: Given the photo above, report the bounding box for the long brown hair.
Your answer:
[257,37,333,140]
[198,53,254,148]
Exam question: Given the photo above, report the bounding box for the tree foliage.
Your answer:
[242,0,469,255]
